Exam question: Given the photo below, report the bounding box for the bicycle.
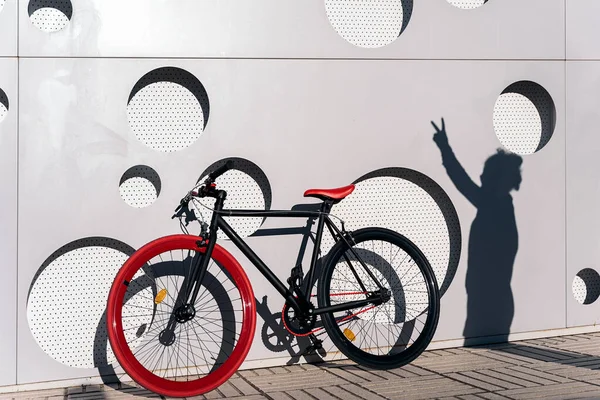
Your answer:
[106,160,441,398]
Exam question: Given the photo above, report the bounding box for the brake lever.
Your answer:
[171,192,199,226]
[182,204,197,225]
[172,204,184,220]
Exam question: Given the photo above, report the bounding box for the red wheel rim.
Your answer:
[106,235,256,397]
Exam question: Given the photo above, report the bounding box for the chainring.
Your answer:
[281,301,317,337]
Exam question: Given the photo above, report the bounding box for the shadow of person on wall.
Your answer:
[431,118,523,345]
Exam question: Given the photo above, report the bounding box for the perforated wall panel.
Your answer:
[572,269,600,306]
[27,239,134,368]
[0,60,17,386]
[323,170,461,296]
[194,158,272,239]
[17,0,564,59]
[17,57,565,383]
[0,88,8,122]
[324,0,409,48]
[567,0,600,60]
[493,81,556,155]
[447,0,487,10]
[566,62,600,327]
[28,0,72,33]
[119,165,161,208]
[0,0,17,56]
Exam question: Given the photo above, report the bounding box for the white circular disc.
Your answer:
[447,0,486,9]
[119,177,159,208]
[493,93,542,155]
[193,170,266,239]
[27,246,152,368]
[323,176,451,290]
[325,0,406,48]
[127,82,205,152]
[0,103,7,123]
[30,8,70,32]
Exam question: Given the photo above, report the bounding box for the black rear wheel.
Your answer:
[317,227,440,369]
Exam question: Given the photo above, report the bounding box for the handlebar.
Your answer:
[172,160,235,224]
[207,160,234,182]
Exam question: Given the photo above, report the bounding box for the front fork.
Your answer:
[159,193,225,343]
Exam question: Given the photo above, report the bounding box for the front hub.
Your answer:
[175,304,196,323]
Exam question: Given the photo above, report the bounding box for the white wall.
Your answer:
[0,0,595,389]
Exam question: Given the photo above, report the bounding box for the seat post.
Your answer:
[303,200,331,304]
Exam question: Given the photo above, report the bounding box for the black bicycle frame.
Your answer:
[185,191,386,318]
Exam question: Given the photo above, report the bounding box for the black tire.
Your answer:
[317,227,440,369]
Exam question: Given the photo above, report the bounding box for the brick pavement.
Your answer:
[6,333,600,399]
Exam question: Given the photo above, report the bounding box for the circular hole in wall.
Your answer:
[493,80,556,155]
[325,0,413,48]
[27,237,142,369]
[193,157,272,239]
[572,268,600,305]
[127,67,210,153]
[0,88,8,123]
[321,168,461,297]
[28,0,73,33]
[119,165,161,208]
[447,0,488,9]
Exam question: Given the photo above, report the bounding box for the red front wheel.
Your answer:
[106,235,256,398]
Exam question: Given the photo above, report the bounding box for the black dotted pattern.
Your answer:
[323,168,461,297]
[28,0,72,32]
[447,0,488,9]
[193,158,272,239]
[127,67,210,153]
[493,80,556,155]
[119,165,161,208]
[325,0,413,48]
[573,268,600,305]
[0,87,8,122]
[27,237,136,368]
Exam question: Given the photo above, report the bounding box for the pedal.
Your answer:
[302,334,323,356]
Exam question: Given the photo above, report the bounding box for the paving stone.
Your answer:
[447,373,505,392]
[11,332,600,400]
[508,365,573,383]
[266,392,292,400]
[338,384,389,400]
[470,349,536,366]
[477,369,539,388]
[253,368,275,376]
[414,354,510,374]
[215,380,241,398]
[337,366,388,382]
[8,389,67,399]
[326,367,371,384]
[268,367,291,375]
[284,390,315,399]
[476,393,512,400]
[229,377,261,396]
[492,367,558,386]
[497,381,600,400]
[362,375,481,400]
[203,387,223,399]
[459,371,522,390]
[402,364,437,376]
[302,387,339,400]
[248,370,344,392]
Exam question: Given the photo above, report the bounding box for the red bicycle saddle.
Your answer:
[304,184,355,201]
